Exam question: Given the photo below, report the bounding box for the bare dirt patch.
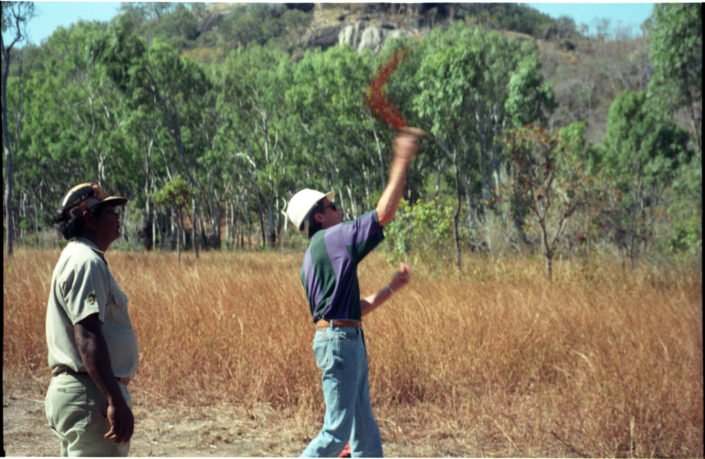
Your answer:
[3,384,437,457]
[3,386,307,456]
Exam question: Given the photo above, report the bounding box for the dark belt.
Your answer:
[315,319,361,329]
[54,367,131,386]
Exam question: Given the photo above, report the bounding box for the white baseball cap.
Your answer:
[286,188,335,231]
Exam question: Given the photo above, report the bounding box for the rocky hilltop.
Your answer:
[303,4,458,52]
[197,3,487,54]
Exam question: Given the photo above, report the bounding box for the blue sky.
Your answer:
[527,3,655,34]
[8,2,657,46]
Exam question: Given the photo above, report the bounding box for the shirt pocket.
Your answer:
[105,274,131,328]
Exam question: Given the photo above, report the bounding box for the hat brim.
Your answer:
[94,196,128,208]
[298,190,336,232]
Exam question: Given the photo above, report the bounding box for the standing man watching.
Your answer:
[286,129,421,457]
[45,182,138,456]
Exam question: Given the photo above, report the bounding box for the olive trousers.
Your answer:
[45,373,131,457]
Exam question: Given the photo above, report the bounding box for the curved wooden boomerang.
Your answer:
[367,48,427,137]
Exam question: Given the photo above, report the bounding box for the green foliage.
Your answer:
[1,2,35,38]
[666,150,702,257]
[152,175,191,209]
[210,44,298,246]
[3,3,697,265]
[647,4,702,115]
[668,218,701,256]
[646,3,702,155]
[505,54,556,127]
[602,91,690,187]
[459,3,556,38]
[597,90,692,267]
[150,4,200,48]
[410,23,555,231]
[217,4,311,51]
[501,122,595,279]
[285,45,381,217]
[10,20,140,229]
[383,197,456,264]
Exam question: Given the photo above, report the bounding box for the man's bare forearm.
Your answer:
[376,133,419,225]
[75,314,134,443]
[74,315,126,406]
[361,263,411,316]
[361,284,395,316]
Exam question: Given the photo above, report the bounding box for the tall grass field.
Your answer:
[3,248,703,457]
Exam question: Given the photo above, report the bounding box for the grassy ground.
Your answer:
[3,248,703,457]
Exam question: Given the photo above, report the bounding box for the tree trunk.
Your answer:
[545,250,553,282]
[541,222,553,282]
[191,198,199,258]
[267,198,276,247]
[257,207,266,248]
[176,209,182,262]
[372,126,386,189]
[144,138,154,250]
[452,149,462,277]
[227,201,235,250]
[2,34,15,257]
[212,206,222,250]
[685,85,702,154]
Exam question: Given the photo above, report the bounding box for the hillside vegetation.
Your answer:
[2,3,701,276]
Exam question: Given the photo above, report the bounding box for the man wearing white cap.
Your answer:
[45,182,137,456]
[287,130,421,457]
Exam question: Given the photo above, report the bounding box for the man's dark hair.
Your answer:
[54,205,106,240]
[306,199,326,239]
[54,211,85,240]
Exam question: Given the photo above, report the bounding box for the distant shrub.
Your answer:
[383,197,455,265]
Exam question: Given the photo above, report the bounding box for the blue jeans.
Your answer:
[301,327,383,457]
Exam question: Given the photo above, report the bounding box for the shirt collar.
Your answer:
[73,237,107,260]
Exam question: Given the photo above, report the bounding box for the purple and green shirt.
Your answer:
[300,210,385,322]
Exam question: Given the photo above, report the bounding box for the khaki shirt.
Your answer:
[46,237,138,378]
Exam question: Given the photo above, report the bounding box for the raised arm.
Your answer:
[376,130,422,226]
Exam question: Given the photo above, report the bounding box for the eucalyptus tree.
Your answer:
[146,40,217,251]
[378,38,443,202]
[599,90,692,269]
[212,45,298,247]
[91,17,216,254]
[12,21,140,245]
[501,122,593,281]
[411,24,555,269]
[286,45,383,219]
[2,1,35,255]
[152,174,191,260]
[647,3,702,154]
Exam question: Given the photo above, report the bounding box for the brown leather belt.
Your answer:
[55,367,131,386]
[316,319,361,329]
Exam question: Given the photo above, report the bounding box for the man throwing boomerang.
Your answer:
[286,129,422,457]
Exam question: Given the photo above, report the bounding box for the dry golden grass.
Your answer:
[3,248,703,457]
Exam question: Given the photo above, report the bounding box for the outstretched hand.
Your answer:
[390,263,411,292]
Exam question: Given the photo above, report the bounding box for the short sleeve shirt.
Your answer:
[300,210,385,322]
[45,238,139,378]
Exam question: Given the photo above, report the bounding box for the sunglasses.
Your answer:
[322,202,337,212]
[102,207,122,217]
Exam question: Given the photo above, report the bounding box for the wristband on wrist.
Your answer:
[385,284,394,295]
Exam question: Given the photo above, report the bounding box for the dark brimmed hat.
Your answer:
[56,182,128,222]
